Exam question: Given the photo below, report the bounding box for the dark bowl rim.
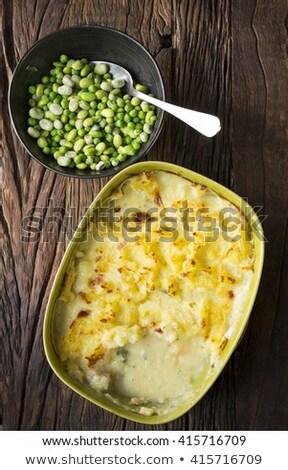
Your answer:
[8,24,165,179]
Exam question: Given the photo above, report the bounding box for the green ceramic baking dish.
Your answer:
[43,161,265,424]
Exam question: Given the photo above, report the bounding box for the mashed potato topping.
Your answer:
[53,171,255,415]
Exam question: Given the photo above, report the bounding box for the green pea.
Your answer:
[59,145,69,154]
[135,84,148,93]
[101,108,114,118]
[28,117,37,126]
[61,98,69,109]
[103,147,114,155]
[95,142,106,154]
[79,91,96,102]
[28,99,37,107]
[76,163,88,170]
[129,109,138,118]
[80,64,91,77]
[74,139,85,152]
[131,97,141,106]
[58,85,72,96]
[27,127,40,138]
[113,134,122,149]
[100,81,112,92]
[71,60,83,70]
[95,89,108,100]
[89,130,102,138]
[111,78,125,88]
[77,109,88,120]
[78,129,86,137]
[57,156,71,167]
[132,140,141,150]
[49,103,63,115]
[140,132,149,142]
[38,96,49,108]
[84,147,97,157]
[66,129,78,142]
[73,154,83,164]
[71,75,81,85]
[39,119,53,131]
[100,154,109,162]
[116,97,124,108]
[143,123,153,134]
[79,100,90,110]
[83,117,94,127]
[35,84,44,98]
[60,54,69,64]
[85,156,94,166]
[29,107,44,120]
[90,100,98,109]
[37,137,48,148]
[127,121,135,130]
[140,102,150,112]
[79,77,93,89]
[62,66,71,75]
[52,83,59,93]
[145,112,154,124]
[94,63,109,75]
[87,85,97,94]
[84,135,93,145]
[110,88,121,96]
[138,110,145,120]
[123,145,136,156]
[40,130,49,137]
[103,125,111,134]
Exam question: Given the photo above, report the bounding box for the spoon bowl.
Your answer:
[92,61,221,137]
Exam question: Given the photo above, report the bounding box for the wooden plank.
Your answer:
[232,0,288,429]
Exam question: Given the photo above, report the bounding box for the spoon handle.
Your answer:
[134,90,221,138]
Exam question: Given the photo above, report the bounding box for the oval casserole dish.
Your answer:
[43,161,265,424]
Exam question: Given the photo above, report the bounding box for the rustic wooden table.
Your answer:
[2,0,288,431]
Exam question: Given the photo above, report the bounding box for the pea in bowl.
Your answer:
[8,25,165,178]
[43,161,265,424]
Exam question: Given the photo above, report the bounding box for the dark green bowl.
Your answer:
[8,25,165,178]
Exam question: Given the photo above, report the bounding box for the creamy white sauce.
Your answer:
[107,334,208,402]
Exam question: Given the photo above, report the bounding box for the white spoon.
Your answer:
[91,61,221,138]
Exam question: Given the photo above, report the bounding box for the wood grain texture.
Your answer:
[232,0,288,430]
[1,0,287,430]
